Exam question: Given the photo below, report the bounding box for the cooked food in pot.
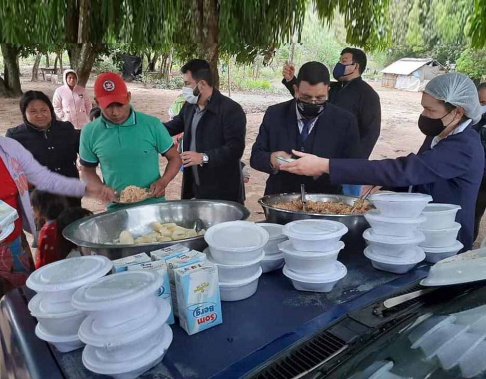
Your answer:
[273,200,370,215]
[116,222,206,245]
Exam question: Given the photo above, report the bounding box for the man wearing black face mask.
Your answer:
[251,61,361,195]
[282,48,381,160]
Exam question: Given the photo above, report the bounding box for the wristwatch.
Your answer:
[201,153,209,165]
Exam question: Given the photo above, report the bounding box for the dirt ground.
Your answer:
[1,76,484,246]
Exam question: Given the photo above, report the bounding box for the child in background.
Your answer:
[57,208,93,259]
[30,191,69,269]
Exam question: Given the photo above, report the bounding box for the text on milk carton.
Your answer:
[175,262,222,335]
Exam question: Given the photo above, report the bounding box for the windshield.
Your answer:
[333,284,486,379]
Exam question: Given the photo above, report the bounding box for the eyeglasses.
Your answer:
[299,95,327,104]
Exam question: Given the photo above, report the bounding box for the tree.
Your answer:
[469,0,486,47]
[0,0,392,90]
[456,48,486,81]
[0,44,22,97]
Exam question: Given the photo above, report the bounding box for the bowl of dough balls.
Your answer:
[62,200,251,260]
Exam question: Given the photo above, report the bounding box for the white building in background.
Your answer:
[381,58,444,92]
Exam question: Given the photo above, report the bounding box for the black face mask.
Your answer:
[297,99,326,119]
[418,110,454,137]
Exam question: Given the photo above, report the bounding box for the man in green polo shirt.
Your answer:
[79,73,182,208]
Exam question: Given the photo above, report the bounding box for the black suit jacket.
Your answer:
[283,77,381,158]
[250,99,361,195]
[164,89,246,203]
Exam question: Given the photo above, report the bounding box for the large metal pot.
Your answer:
[63,200,250,260]
[258,193,371,254]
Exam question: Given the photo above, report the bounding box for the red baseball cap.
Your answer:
[94,73,129,109]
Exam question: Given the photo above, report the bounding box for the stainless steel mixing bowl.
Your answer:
[63,200,250,260]
[258,193,371,253]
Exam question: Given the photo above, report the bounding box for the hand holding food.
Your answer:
[119,186,149,203]
[149,179,167,199]
[280,150,330,177]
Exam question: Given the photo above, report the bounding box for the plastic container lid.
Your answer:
[205,249,264,267]
[422,203,461,214]
[283,262,347,283]
[258,223,285,240]
[205,221,269,251]
[283,220,348,241]
[279,240,345,257]
[365,210,426,224]
[0,223,15,242]
[0,200,19,230]
[82,324,173,375]
[28,294,82,318]
[35,323,80,343]
[419,222,462,233]
[219,267,263,287]
[363,229,425,245]
[27,256,113,292]
[364,246,425,264]
[79,300,170,346]
[72,271,163,311]
[370,192,433,202]
[422,240,464,253]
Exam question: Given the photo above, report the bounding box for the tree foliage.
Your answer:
[456,48,486,80]
[386,0,475,67]
[469,0,486,48]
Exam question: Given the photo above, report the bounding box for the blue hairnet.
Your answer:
[424,73,482,124]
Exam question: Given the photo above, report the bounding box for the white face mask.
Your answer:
[481,105,486,115]
[182,86,199,104]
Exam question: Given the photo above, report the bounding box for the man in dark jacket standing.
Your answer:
[473,83,486,240]
[250,61,361,196]
[282,48,381,160]
[164,59,246,204]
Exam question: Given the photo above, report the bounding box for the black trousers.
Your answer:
[474,181,486,242]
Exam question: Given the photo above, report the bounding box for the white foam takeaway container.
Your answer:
[204,221,269,265]
[283,262,347,293]
[421,203,461,230]
[282,219,348,252]
[364,246,425,274]
[370,192,432,218]
[279,240,344,274]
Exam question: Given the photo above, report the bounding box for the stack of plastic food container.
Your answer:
[279,220,348,293]
[363,192,431,274]
[26,256,113,352]
[419,204,463,263]
[258,223,288,273]
[72,271,173,379]
[204,221,269,301]
[0,200,18,242]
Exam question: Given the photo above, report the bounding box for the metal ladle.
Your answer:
[301,184,307,212]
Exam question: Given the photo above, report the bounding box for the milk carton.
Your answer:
[164,250,207,282]
[175,262,222,335]
[111,253,151,273]
[128,260,174,324]
[151,244,190,261]
[164,250,206,316]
